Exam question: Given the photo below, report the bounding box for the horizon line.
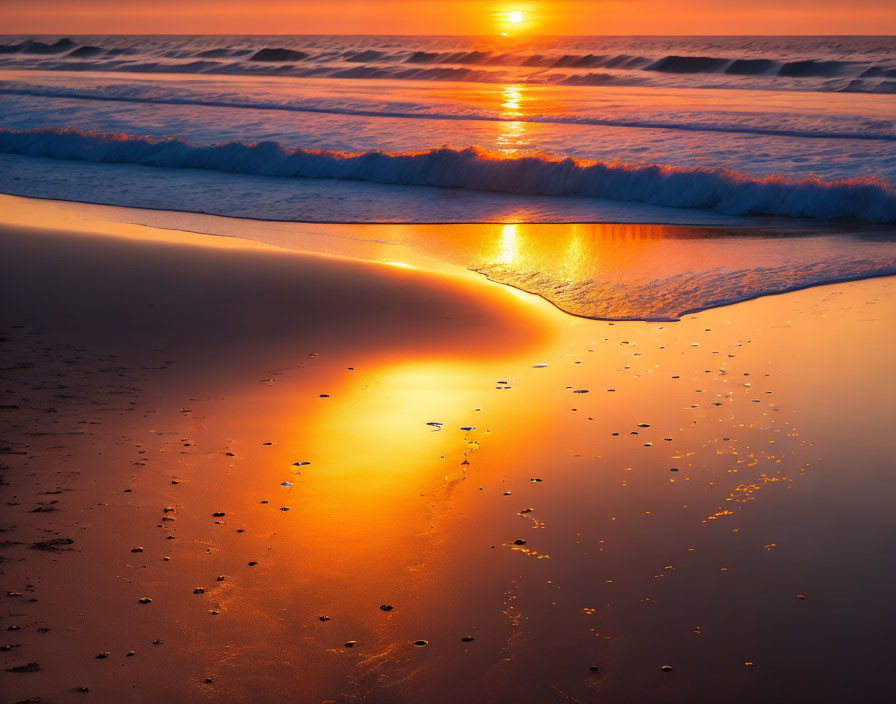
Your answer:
[2,32,895,38]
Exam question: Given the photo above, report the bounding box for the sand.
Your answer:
[1,198,895,704]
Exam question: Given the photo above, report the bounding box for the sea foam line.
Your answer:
[1,128,894,222]
[1,85,893,142]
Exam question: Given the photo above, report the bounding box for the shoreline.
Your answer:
[2,194,894,324]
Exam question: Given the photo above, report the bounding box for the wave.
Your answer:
[67,46,105,59]
[861,66,896,78]
[647,56,731,73]
[2,37,894,92]
[643,55,871,77]
[250,48,309,62]
[840,79,896,94]
[1,128,893,223]
[3,84,893,142]
[778,60,857,77]
[0,38,76,55]
[725,59,780,75]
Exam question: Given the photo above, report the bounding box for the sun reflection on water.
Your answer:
[496,223,518,264]
[496,84,528,154]
[501,85,523,114]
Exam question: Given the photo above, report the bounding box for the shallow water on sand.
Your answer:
[3,195,894,322]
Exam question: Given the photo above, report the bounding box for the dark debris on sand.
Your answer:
[29,538,74,552]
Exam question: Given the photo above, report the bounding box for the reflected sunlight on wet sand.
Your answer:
[1,197,895,703]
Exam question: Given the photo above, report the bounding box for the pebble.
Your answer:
[95,652,110,659]
[412,640,428,647]
[380,605,394,611]
[461,636,474,642]
[344,641,356,648]
[193,588,205,594]
[138,597,152,604]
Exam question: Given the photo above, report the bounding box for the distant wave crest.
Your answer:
[1,128,894,222]
[2,37,895,93]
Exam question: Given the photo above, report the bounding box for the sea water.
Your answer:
[0,34,894,319]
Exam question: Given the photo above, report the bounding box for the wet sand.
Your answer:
[1,200,895,704]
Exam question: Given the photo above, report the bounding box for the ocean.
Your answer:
[0,34,894,224]
[1,34,895,320]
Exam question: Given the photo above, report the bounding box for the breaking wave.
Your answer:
[1,128,893,223]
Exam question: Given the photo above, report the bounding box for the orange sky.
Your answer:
[1,0,894,35]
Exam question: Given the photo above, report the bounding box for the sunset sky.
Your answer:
[1,0,894,35]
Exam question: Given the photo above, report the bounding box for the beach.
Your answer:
[2,197,895,703]
[1,26,895,704]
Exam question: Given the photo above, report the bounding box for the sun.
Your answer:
[507,11,525,23]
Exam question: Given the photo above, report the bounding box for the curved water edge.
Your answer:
[473,264,896,322]
[2,191,894,323]
[1,128,894,223]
